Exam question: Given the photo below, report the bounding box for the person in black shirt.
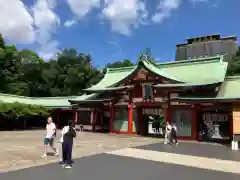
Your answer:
[170,123,178,145]
[60,120,76,169]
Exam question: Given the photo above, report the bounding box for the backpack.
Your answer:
[171,126,176,135]
[65,126,76,138]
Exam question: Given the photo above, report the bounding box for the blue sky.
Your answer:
[1,0,239,67]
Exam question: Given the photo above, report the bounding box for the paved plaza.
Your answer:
[0,130,162,172]
[0,130,240,180]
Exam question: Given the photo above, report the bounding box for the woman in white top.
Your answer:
[59,120,76,169]
[164,122,172,144]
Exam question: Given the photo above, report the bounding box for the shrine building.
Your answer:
[69,55,240,147]
[0,54,240,149]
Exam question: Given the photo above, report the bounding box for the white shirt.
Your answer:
[59,126,76,143]
[45,122,56,138]
[59,126,69,143]
[166,124,172,133]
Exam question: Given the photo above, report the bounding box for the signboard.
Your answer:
[233,107,240,134]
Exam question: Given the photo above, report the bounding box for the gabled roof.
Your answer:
[85,55,228,91]
[173,76,240,102]
[0,55,230,107]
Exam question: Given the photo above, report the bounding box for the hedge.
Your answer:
[0,101,52,119]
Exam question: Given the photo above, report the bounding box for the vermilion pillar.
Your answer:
[56,109,60,129]
[128,90,133,134]
[74,110,78,124]
[109,102,114,133]
[128,103,133,134]
[191,105,197,140]
[165,92,171,123]
[91,109,97,131]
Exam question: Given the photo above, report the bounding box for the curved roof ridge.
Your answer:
[156,55,224,67]
[141,60,183,82]
[107,65,136,72]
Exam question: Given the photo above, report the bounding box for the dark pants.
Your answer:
[62,137,73,165]
[171,132,178,144]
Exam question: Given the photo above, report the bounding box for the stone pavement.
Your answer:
[1,131,240,180]
[107,147,240,174]
[0,142,240,180]
[0,130,162,172]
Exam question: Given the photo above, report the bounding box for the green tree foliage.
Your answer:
[0,101,51,119]
[227,47,240,75]
[0,35,136,119]
[0,35,105,119]
[102,59,134,74]
[0,36,104,97]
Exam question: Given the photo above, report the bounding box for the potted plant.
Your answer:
[156,114,165,135]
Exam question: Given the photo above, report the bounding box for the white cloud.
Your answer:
[31,0,60,60]
[0,0,35,44]
[0,0,60,60]
[101,0,148,35]
[64,20,77,28]
[152,0,181,23]
[66,0,101,18]
[38,40,59,59]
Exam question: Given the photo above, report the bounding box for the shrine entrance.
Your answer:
[140,107,165,137]
[196,105,233,144]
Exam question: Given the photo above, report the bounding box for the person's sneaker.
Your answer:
[64,165,72,169]
[176,142,179,145]
[61,163,66,168]
[42,154,47,158]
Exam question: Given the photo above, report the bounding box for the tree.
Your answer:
[227,46,240,75]
[0,34,5,49]
[0,36,104,97]
[0,101,50,119]
[102,59,134,74]
[0,44,29,95]
[19,49,44,64]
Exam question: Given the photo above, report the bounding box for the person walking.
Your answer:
[164,122,172,144]
[42,116,58,158]
[60,120,76,169]
[171,123,178,145]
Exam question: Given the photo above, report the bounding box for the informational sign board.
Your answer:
[233,106,240,134]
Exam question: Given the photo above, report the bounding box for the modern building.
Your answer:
[175,34,238,61]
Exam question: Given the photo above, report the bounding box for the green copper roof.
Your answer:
[83,85,134,93]
[140,59,181,82]
[69,98,114,104]
[216,76,240,99]
[156,56,227,83]
[174,76,240,101]
[153,81,221,88]
[86,55,227,91]
[0,93,91,108]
